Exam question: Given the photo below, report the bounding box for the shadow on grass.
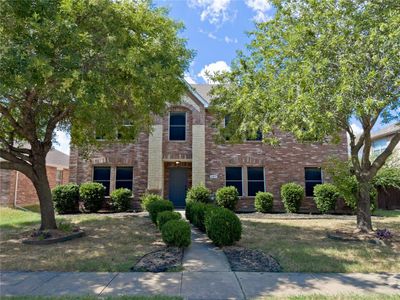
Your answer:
[239,219,400,273]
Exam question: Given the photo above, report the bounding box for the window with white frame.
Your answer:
[305,167,322,197]
[116,167,133,191]
[225,167,243,196]
[169,112,186,141]
[93,166,111,195]
[247,167,265,196]
[56,169,63,185]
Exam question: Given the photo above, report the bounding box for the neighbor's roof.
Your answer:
[371,123,400,140]
[46,149,69,168]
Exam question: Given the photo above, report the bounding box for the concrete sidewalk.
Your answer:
[1,271,399,299]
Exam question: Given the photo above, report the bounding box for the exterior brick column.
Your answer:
[147,125,163,193]
[192,124,205,186]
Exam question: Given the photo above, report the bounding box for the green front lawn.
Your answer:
[0,207,163,272]
[239,213,400,273]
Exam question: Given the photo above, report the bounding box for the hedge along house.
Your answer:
[69,83,348,212]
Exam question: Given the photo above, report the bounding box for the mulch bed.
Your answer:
[131,247,183,272]
[22,228,85,245]
[223,246,281,272]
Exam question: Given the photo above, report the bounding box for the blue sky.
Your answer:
[153,0,275,84]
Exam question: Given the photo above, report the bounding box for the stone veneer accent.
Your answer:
[147,125,164,192]
[192,124,206,186]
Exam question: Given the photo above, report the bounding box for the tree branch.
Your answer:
[370,131,400,177]
[0,160,35,180]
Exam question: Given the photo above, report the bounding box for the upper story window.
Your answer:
[225,167,243,196]
[305,167,322,197]
[169,112,186,141]
[116,167,133,191]
[372,138,389,156]
[117,121,133,140]
[93,166,111,195]
[246,130,263,141]
[248,167,265,196]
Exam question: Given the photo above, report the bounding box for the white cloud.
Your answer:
[188,0,235,25]
[184,74,197,84]
[245,0,272,23]
[208,32,217,39]
[198,60,231,84]
[54,130,70,155]
[224,36,238,44]
[351,123,363,136]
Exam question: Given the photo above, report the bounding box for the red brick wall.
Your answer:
[204,112,349,212]
[70,92,348,213]
[0,166,69,207]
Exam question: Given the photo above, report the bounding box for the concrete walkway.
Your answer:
[1,271,399,298]
[182,227,231,272]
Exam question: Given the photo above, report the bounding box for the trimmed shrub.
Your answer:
[52,183,80,214]
[185,201,195,223]
[205,207,242,246]
[157,211,182,230]
[79,182,105,213]
[281,183,304,213]
[215,186,239,210]
[191,202,216,231]
[140,193,164,212]
[147,199,174,223]
[254,192,274,213]
[161,219,191,248]
[110,188,132,212]
[313,184,340,213]
[186,185,212,204]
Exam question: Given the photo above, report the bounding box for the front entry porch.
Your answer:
[164,161,192,208]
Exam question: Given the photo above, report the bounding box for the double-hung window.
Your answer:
[93,167,111,195]
[116,167,133,191]
[225,167,243,196]
[305,167,322,197]
[169,112,186,141]
[247,167,265,196]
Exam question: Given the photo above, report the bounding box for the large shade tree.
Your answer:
[0,0,193,230]
[210,0,399,232]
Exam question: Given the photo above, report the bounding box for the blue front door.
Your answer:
[168,168,188,208]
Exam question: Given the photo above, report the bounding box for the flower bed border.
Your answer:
[22,230,85,245]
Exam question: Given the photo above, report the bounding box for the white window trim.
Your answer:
[168,111,187,142]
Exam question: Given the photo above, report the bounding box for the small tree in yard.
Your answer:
[210,0,400,232]
[0,0,193,230]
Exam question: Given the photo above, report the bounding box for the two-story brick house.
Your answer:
[69,83,348,212]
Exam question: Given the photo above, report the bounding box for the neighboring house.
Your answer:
[0,149,69,207]
[370,124,400,167]
[69,83,348,212]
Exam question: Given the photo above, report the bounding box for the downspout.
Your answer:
[13,171,28,211]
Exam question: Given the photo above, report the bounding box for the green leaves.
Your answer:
[0,0,193,147]
[211,0,399,147]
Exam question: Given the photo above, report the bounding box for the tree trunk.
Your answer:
[31,161,57,230]
[356,180,373,232]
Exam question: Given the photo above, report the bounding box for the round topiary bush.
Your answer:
[157,211,182,230]
[254,192,274,213]
[110,188,132,212]
[79,182,105,213]
[215,186,239,211]
[313,183,340,213]
[140,193,164,212]
[186,184,212,204]
[191,202,216,231]
[147,199,174,223]
[52,183,80,214]
[205,207,242,246]
[280,183,304,213]
[161,219,191,248]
